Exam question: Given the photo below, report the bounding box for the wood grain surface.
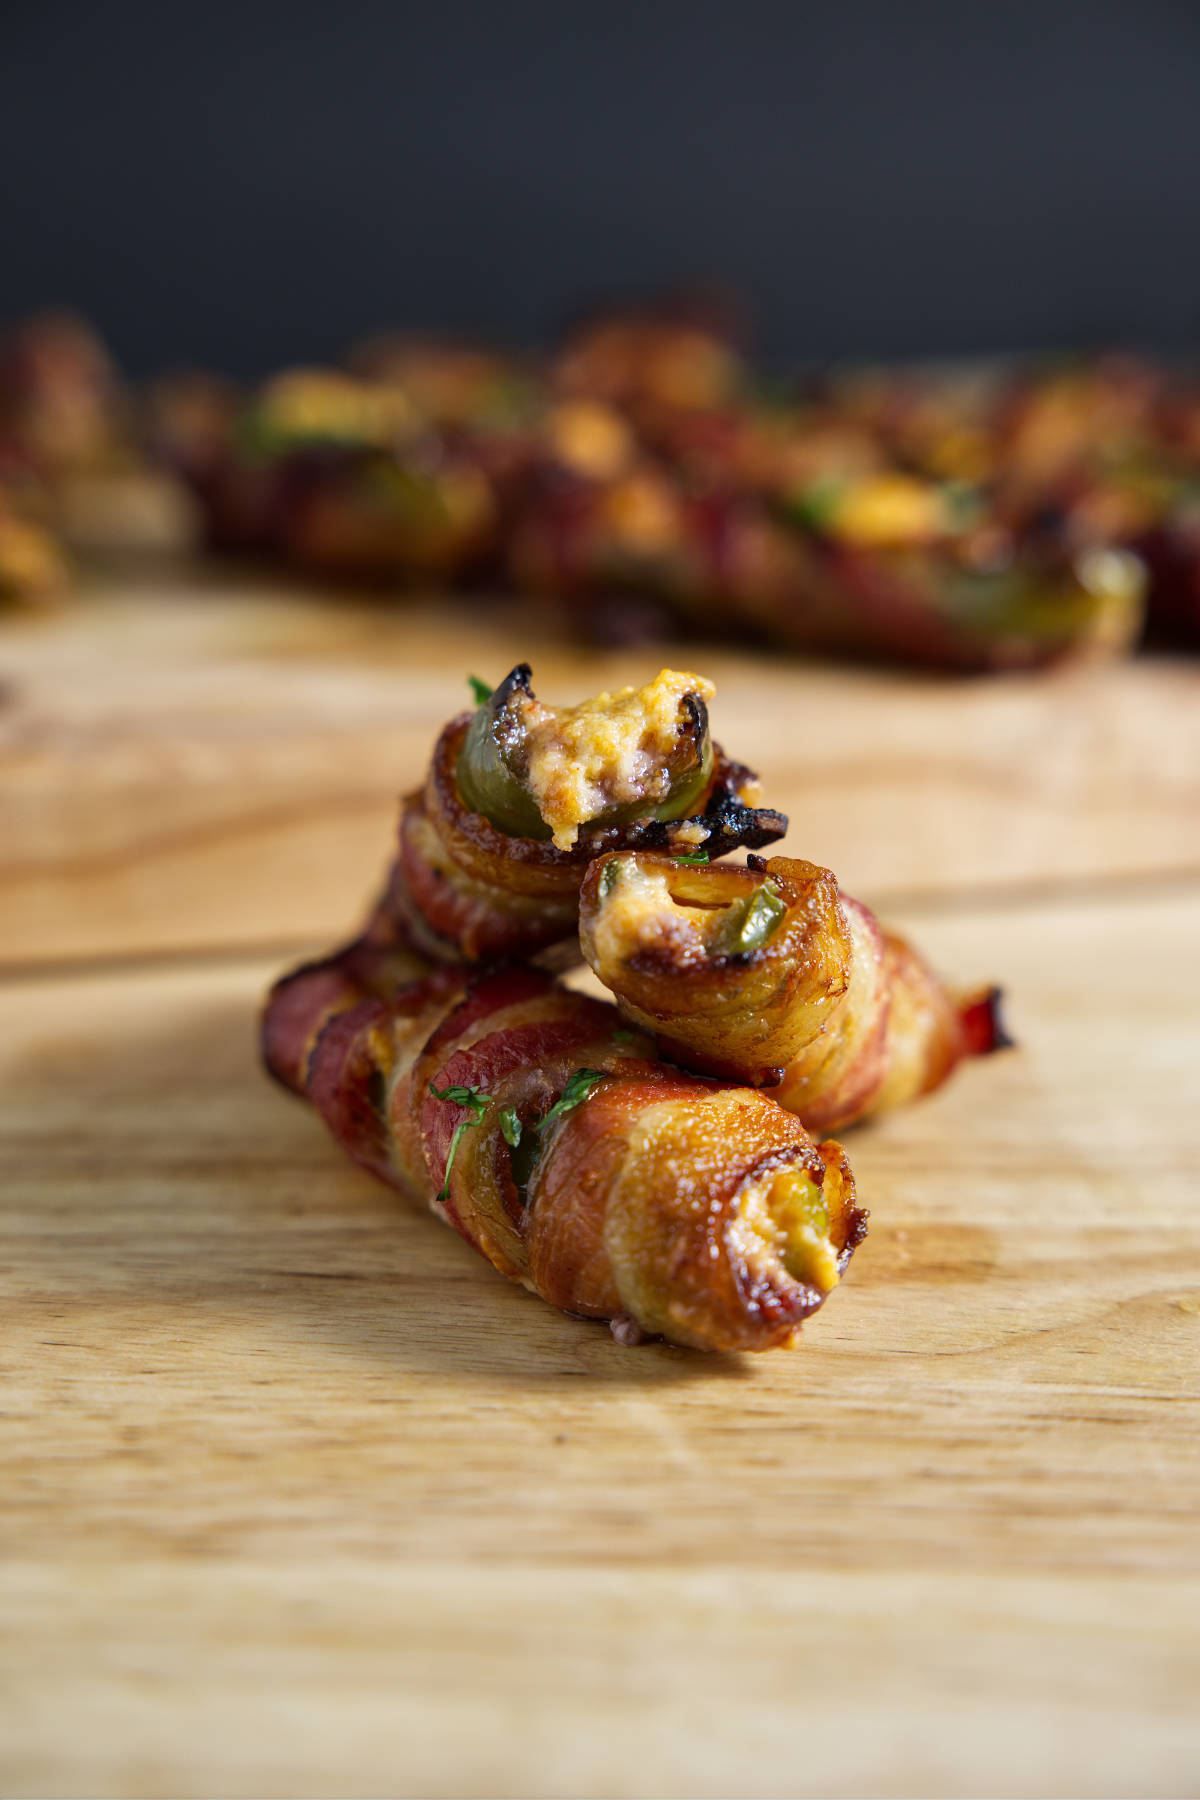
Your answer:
[2,564,1198,967]
[2,574,1199,1796]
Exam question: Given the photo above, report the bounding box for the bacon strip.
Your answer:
[262,949,865,1352]
[579,851,1010,1132]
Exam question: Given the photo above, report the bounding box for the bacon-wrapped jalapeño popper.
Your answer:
[262,932,865,1352]
[387,664,786,965]
[755,469,1147,674]
[579,851,1009,1132]
[163,365,513,581]
[0,467,69,607]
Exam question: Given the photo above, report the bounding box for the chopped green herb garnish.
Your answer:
[435,1118,479,1201]
[467,674,494,705]
[498,1106,523,1148]
[503,1069,615,1205]
[428,1081,492,1200]
[429,1083,489,1109]
[537,1068,610,1134]
[671,849,710,865]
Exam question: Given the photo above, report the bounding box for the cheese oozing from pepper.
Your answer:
[518,669,715,851]
[729,1166,841,1295]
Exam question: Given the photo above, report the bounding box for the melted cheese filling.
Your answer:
[519,669,715,851]
[591,861,703,969]
[591,857,777,975]
[730,1167,840,1294]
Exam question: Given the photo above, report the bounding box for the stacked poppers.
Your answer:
[264,666,1008,1351]
[156,307,1200,666]
[7,302,1199,662]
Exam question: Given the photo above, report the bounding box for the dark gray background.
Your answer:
[3,0,1197,376]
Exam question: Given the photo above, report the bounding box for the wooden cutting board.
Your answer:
[2,561,1198,967]
[2,567,1198,1797]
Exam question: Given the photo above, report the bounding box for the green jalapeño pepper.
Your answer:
[455,665,716,842]
[455,665,552,837]
[715,879,788,958]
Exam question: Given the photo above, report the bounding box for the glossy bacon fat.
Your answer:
[388,664,786,964]
[579,851,1009,1131]
[262,945,865,1352]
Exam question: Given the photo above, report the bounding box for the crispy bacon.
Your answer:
[262,949,865,1352]
[260,896,432,1095]
[579,851,1011,1132]
[383,705,786,965]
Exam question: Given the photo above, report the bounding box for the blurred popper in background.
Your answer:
[150,347,537,584]
[4,298,1200,661]
[0,312,125,605]
[0,310,188,599]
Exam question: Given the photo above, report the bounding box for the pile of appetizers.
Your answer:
[263,666,1009,1352]
[5,303,1200,669]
